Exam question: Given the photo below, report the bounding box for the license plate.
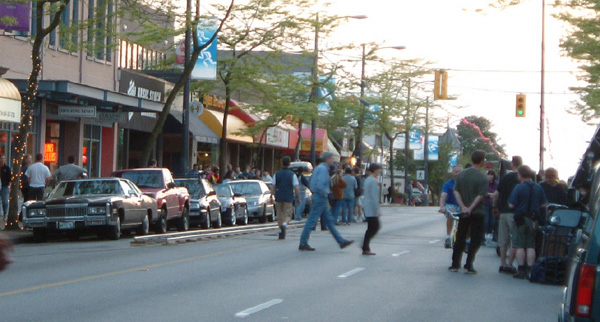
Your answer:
[58,222,75,230]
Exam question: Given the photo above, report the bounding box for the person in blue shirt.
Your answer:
[438,165,463,248]
[508,165,548,279]
[298,152,354,251]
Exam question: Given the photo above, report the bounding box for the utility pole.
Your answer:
[309,13,319,167]
[404,78,411,205]
[540,0,546,172]
[423,97,429,207]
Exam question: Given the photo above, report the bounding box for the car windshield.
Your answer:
[175,180,206,198]
[214,184,233,198]
[118,171,163,189]
[51,180,123,198]
[229,182,262,196]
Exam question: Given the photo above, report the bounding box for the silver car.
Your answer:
[227,180,275,223]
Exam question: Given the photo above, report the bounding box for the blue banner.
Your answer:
[191,18,218,80]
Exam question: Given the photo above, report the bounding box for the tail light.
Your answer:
[575,263,597,317]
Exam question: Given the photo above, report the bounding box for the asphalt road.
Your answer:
[0,206,562,322]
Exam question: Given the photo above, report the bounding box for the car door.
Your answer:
[204,180,220,215]
[121,180,144,224]
[163,170,179,220]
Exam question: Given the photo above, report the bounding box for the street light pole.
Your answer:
[404,78,411,205]
[540,0,546,172]
[309,13,319,167]
[182,0,193,174]
[423,97,429,207]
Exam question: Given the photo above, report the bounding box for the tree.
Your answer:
[555,0,600,122]
[139,2,234,167]
[456,115,506,158]
[4,0,72,230]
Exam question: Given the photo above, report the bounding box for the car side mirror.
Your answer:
[208,191,217,196]
[550,209,583,228]
[167,182,176,189]
[234,192,243,197]
[567,187,580,204]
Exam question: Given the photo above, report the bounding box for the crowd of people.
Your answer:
[440,150,569,278]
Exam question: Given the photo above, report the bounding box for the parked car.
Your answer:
[174,178,222,229]
[227,180,275,223]
[214,184,248,226]
[22,178,158,242]
[289,162,312,216]
[559,163,600,322]
[112,168,190,233]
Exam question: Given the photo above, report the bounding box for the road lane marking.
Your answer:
[235,299,283,318]
[429,239,441,244]
[0,241,273,298]
[338,267,365,279]
[392,251,410,257]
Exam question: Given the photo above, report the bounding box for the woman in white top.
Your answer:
[362,163,382,255]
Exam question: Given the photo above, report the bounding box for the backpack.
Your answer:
[355,176,364,197]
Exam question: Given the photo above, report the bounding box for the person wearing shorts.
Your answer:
[508,165,547,279]
[494,156,522,274]
[271,156,301,240]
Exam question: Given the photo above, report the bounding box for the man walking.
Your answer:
[0,155,11,222]
[509,165,547,279]
[298,152,354,251]
[449,150,488,274]
[53,155,87,184]
[271,156,301,240]
[438,165,463,248]
[494,156,523,274]
[25,154,51,201]
[362,163,382,255]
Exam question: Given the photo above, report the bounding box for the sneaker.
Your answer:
[513,272,527,279]
[448,266,459,272]
[340,240,354,249]
[362,251,376,256]
[444,238,451,249]
[298,244,315,251]
[465,268,477,275]
[499,266,517,274]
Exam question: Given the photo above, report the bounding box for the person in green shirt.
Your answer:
[449,150,488,275]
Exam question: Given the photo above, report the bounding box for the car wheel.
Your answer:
[201,211,211,229]
[267,205,275,222]
[154,208,168,234]
[107,216,121,240]
[238,206,249,225]
[213,211,222,228]
[229,209,237,226]
[136,213,150,236]
[176,207,190,232]
[33,228,47,243]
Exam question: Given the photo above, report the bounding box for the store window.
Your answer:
[45,122,61,174]
[84,125,102,177]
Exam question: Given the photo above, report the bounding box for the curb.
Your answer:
[3,230,33,245]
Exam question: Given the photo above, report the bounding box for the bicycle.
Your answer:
[439,205,467,249]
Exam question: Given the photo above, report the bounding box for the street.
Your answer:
[0,206,561,322]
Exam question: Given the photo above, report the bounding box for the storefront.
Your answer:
[0,78,28,166]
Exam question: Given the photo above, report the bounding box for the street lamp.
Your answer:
[310,14,367,166]
[355,44,405,167]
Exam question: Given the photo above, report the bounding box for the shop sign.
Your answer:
[266,127,289,148]
[44,143,57,163]
[59,105,96,117]
[97,112,121,123]
[0,100,20,123]
[119,69,165,103]
[0,1,30,31]
[195,135,219,144]
[203,94,225,109]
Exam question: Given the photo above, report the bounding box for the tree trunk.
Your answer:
[294,119,302,161]
[219,85,231,182]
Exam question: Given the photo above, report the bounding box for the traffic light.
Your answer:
[515,94,526,117]
[434,70,448,100]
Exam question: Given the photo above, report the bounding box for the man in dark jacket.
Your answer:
[0,155,10,222]
[271,156,301,239]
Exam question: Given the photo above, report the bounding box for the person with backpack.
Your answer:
[508,165,548,279]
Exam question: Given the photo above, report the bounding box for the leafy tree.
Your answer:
[555,0,600,122]
[3,0,72,230]
[456,115,506,158]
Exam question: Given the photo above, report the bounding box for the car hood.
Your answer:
[45,196,115,205]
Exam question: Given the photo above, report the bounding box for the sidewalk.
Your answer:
[1,197,33,244]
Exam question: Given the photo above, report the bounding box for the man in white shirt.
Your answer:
[25,154,51,201]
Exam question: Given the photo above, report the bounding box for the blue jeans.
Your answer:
[331,199,343,223]
[483,201,496,235]
[342,198,355,223]
[295,193,306,220]
[1,186,8,217]
[300,194,347,246]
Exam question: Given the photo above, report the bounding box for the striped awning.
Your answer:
[0,79,21,123]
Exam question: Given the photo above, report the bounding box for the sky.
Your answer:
[198,0,597,179]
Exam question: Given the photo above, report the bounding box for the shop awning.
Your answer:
[198,109,253,144]
[170,110,220,144]
[0,79,21,123]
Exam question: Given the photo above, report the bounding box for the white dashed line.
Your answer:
[338,267,365,279]
[392,250,410,257]
[429,239,441,244]
[235,299,283,318]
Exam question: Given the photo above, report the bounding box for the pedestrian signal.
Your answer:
[516,94,526,117]
[434,70,448,100]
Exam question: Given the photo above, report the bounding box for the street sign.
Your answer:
[416,170,425,181]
